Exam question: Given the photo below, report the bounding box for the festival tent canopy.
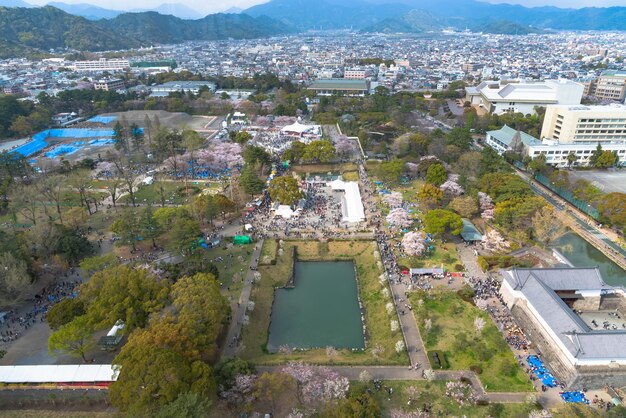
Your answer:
[329,179,365,223]
[0,365,119,383]
[274,205,295,219]
[233,235,252,245]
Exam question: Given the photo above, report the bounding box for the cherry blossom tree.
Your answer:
[195,142,243,171]
[405,162,418,175]
[220,374,257,405]
[481,229,510,252]
[395,340,405,353]
[390,409,430,418]
[445,381,479,406]
[382,191,403,208]
[275,116,296,126]
[280,362,349,404]
[474,317,486,335]
[386,208,412,229]
[478,191,495,220]
[440,174,464,196]
[334,135,356,158]
[93,161,116,178]
[255,116,272,127]
[401,231,426,256]
[391,320,399,332]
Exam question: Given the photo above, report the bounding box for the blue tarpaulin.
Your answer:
[88,116,117,124]
[560,391,589,404]
[13,128,117,157]
[527,355,558,387]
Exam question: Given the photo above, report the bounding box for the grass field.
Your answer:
[357,380,538,418]
[410,289,533,392]
[239,240,409,365]
[118,181,201,205]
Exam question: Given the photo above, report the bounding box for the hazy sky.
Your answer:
[26,0,626,15]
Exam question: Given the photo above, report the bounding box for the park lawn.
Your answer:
[410,290,533,392]
[201,243,253,305]
[239,240,409,365]
[397,240,463,272]
[118,181,200,205]
[353,380,539,418]
[259,239,278,265]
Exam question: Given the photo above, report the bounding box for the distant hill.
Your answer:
[245,0,411,30]
[47,2,121,20]
[246,0,626,31]
[362,9,443,34]
[0,0,32,7]
[100,12,292,44]
[0,6,138,53]
[0,6,294,58]
[223,7,242,14]
[130,3,203,20]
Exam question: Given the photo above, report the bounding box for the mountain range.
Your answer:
[2,0,626,59]
[0,6,293,57]
[246,0,626,32]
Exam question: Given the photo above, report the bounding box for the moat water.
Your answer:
[267,261,365,352]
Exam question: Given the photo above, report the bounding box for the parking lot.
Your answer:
[567,170,626,194]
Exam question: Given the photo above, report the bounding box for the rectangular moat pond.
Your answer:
[267,261,365,352]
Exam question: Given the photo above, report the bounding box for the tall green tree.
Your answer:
[240,165,266,196]
[111,210,141,251]
[269,176,303,205]
[424,209,463,236]
[425,163,447,186]
[0,252,31,308]
[48,315,95,362]
[303,140,335,163]
[79,265,169,331]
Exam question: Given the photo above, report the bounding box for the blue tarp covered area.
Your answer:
[45,145,81,158]
[527,355,558,387]
[13,129,117,157]
[37,129,116,139]
[14,138,48,156]
[560,391,590,404]
[88,116,117,124]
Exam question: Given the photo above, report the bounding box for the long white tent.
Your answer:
[0,364,119,383]
[329,179,365,224]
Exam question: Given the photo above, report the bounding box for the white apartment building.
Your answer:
[485,123,626,168]
[541,104,626,143]
[466,79,584,115]
[74,59,130,72]
[594,70,626,102]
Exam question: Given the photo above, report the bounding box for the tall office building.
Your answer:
[594,70,626,101]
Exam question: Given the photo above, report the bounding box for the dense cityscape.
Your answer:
[1,1,626,417]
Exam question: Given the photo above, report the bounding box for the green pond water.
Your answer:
[267,261,365,351]
[554,232,626,287]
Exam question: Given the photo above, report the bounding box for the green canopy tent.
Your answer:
[233,235,252,245]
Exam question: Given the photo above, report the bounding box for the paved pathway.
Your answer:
[456,241,488,279]
[221,239,264,358]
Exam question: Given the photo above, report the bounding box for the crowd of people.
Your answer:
[0,275,82,347]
